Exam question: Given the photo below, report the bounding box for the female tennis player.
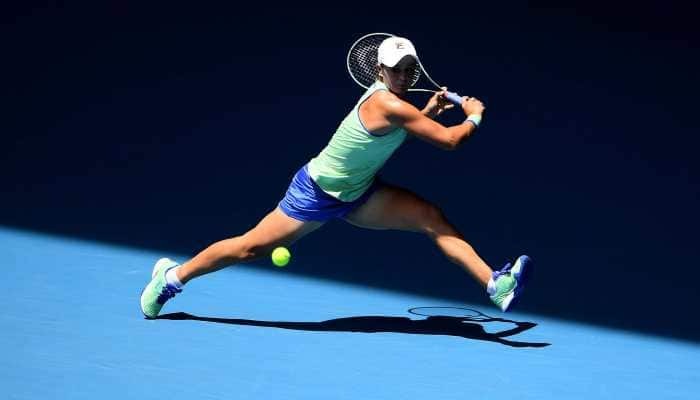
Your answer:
[140,36,531,318]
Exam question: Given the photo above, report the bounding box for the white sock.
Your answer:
[486,277,497,296]
[165,267,184,289]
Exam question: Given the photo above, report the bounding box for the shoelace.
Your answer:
[492,262,513,280]
[156,284,182,305]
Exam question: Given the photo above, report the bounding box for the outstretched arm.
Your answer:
[380,91,486,151]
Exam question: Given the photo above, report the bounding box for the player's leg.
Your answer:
[343,182,493,287]
[176,207,322,283]
[343,182,531,311]
[140,207,323,318]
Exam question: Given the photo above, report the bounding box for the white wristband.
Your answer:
[465,114,482,128]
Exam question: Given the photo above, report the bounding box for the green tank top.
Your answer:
[307,81,408,202]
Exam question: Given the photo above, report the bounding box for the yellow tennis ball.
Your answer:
[271,247,291,267]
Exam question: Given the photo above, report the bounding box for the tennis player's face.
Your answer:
[381,58,417,95]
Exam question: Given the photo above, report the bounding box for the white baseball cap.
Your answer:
[377,36,418,67]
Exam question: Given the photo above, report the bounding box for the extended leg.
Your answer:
[343,183,492,287]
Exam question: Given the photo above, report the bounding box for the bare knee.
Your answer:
[420,204,460,238]
[235,233,276,262]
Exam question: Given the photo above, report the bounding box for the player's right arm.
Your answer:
[381,93,485,151]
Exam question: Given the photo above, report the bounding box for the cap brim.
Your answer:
[381,54,418,68]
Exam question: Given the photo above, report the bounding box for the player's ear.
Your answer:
[376,64,383,81]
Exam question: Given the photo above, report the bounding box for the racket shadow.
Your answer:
[156,308,550,348]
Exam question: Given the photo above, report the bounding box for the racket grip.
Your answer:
[444,91,463,106]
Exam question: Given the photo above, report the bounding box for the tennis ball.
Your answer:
[271,246,291,267]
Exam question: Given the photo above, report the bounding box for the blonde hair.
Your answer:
[376,64,384,82]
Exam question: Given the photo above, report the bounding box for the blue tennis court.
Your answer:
[3,226,698,399]
[4,3,699,399]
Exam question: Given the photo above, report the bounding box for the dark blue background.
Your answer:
[3,2,699,341]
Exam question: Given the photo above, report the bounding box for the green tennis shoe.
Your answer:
[488,255,532,312]
[140,258,182,319]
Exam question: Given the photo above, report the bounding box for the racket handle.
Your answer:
[444,91,463,106]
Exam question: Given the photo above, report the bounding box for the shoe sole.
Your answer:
[140,287,156,319]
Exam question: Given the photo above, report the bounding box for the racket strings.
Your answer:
[347,33,423,89]
[347,36,384,88]
[407,65,421,87]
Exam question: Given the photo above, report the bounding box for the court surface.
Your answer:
[2,226,698,399]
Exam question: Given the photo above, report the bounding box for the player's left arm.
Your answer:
[379,94,478,151]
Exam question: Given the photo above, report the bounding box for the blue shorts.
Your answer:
[278,164,380,222]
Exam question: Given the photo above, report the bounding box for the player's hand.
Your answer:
[461,96,485,116]
[422,87,455,118]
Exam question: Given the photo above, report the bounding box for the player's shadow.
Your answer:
[157,309,550,348]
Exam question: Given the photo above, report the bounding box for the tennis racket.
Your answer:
[346,32,464,105]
